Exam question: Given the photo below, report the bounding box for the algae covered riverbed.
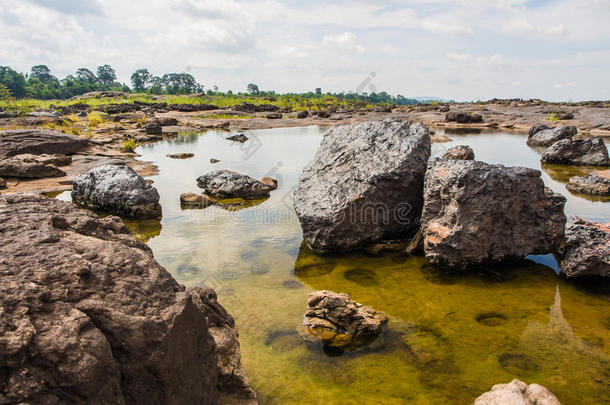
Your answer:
[58,126,610,404]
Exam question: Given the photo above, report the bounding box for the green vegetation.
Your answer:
[87,112,105,127]
[547,113,560,122]
[121,138,138,153]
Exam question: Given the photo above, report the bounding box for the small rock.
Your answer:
[260,177,278,190]
[297,111,309,119]
[541,137,610,166]
[566,175,610,196]
[197,170,275,199]
[527,125,576,147]
[302,290,388,351]
[210,158,220,164]
[72,165,162,218]
[158,117,178,126]
[470,112,483,122]
[317,111,331,119]
[180,192,215,208]
[167,153,194,159]
[445,112,471,123]
[557,217,609,278]
[146,124,163,135]
[474,379,560,405]
[266,113,283,119]
[226,134,248,143]
[442,145,475,160]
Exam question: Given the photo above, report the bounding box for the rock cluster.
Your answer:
[556,217,609,278]
[197,170,277,199]
[566,175,610,196]
[294,118,431,251]
[473,379,560,405]
[526,125,576,147]
[442,145,475,160]
[541,137,610,166]
[421,159,566,268]
[72,164,162,218]
[302,290,388,351]
[445,112,483,123]
[0,194,255,405]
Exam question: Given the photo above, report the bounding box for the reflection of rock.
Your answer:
[527,124,576,147]
[302,290,388,351]
[474,379,560,405]
[421,159,566,268]
[0,194,250,404]
[566,175,610,196]
[197,170,276,199]
[541,137,610,166]
[294,118,431,251]
[557,217,610,278]
[72,165,162,218]
[121,217,163,243]
[294,242,337,277]
[442,145,475,160]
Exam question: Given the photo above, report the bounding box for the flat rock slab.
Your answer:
[0,155,66,178]
[72,164,162,218]
[294,118,431,252]
[566,175,610,196]
[0,129,93,158]
[557,217,610,278]
[541,137,610,166]
[422,158,566,268]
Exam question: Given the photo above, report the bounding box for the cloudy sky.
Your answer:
[0,0,608,101]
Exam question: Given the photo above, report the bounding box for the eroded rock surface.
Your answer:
[0,194,243,405]
[526,125,576,147]
[541,137,610,166]
[566,175,610,196]
[473,379,560,405]
[557,217,610,278]
[72,164,162,218]
[197,170,275,199]
[302,290,388,351]
[0,129,92,158]
[422,159,566,268]
[442,145,475,160]
[294,118,431,251]
[0,155,66,178]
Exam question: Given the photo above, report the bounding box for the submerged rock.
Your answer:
[0,194,253,404]
[167,153,194,159]
[0,155,66,178]
[0,129,92,158]
[442,145,475,160]
[180,192,215,208]
[302,290,388,351]
[72,164,162,218]
[557,217,610,278]
[541,137,610,166]
[473,379,560,405]
[227,133,248,143]
[526,125,576,147]
[566,175,610,196]
[294,119,431,251]
[421,159,566,268]
[197,170,276,199]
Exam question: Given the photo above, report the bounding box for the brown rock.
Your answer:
[0,129,92,159]
[557,217,610,278]
[566,175,610,196]
[260,177,278,190]
[0,155,66,178]
[442,145,475,160]
[167,153,195,159]
[0,176,5,188]
[146,124,163,135]
[180,192,215,208]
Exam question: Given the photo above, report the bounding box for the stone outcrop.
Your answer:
[541,137,610,166]
[294,119,431,251]
[72,164,162,218]
[442,145,475,160]
[566,175,610,196]
[0,155,66,178]
[197,170,276,199]
[556,217,609,278]
[0,194,255,405]
[0,129,92,158]
[445,112,482,123]
[421,159,566,268]
[473,379,560,405]
[526,125,576,147]
[302,290,388,351]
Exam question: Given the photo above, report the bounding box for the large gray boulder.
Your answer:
[0,129,92,159]
[421,159,566,268]
[566,175,610,196]
[72,164,162,218]
[541,137,610,166]
[526,125,576,147]
[294,119,431,251]
[197,170,275,199]
[473,379,560,405]
[557,217,609,278]
[0,194,254,405]
[301,290,388,351]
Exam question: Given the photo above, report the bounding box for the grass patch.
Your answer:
[121,138,138,153]
[88,112,105,127]
[205,113,254,119]
[547,113,560,122]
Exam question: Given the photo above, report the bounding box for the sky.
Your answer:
[0,0,608,101]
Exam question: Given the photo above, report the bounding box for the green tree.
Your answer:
[131,68,152,92]
[247,83,259,95]
[0,66,26,98]
[30,65,57,84]
[315,87,322,95]
[75,68,97,84]
[96,64,116,88]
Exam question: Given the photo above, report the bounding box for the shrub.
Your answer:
[88,112,105,127]
[121,138,138,152]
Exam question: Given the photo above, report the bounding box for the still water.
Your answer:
[60,126,610,404]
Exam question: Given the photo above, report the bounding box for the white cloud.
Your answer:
[321,32,365,53]
[554,82,575,89]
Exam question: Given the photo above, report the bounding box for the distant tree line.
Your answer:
[0,65,421,105]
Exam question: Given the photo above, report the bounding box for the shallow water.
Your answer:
[58,127,609,404]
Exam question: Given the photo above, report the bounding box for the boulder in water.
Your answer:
[557,217,610,278]
[527,125,576,147]
[197,170,275,199]
[541,137,610,166]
